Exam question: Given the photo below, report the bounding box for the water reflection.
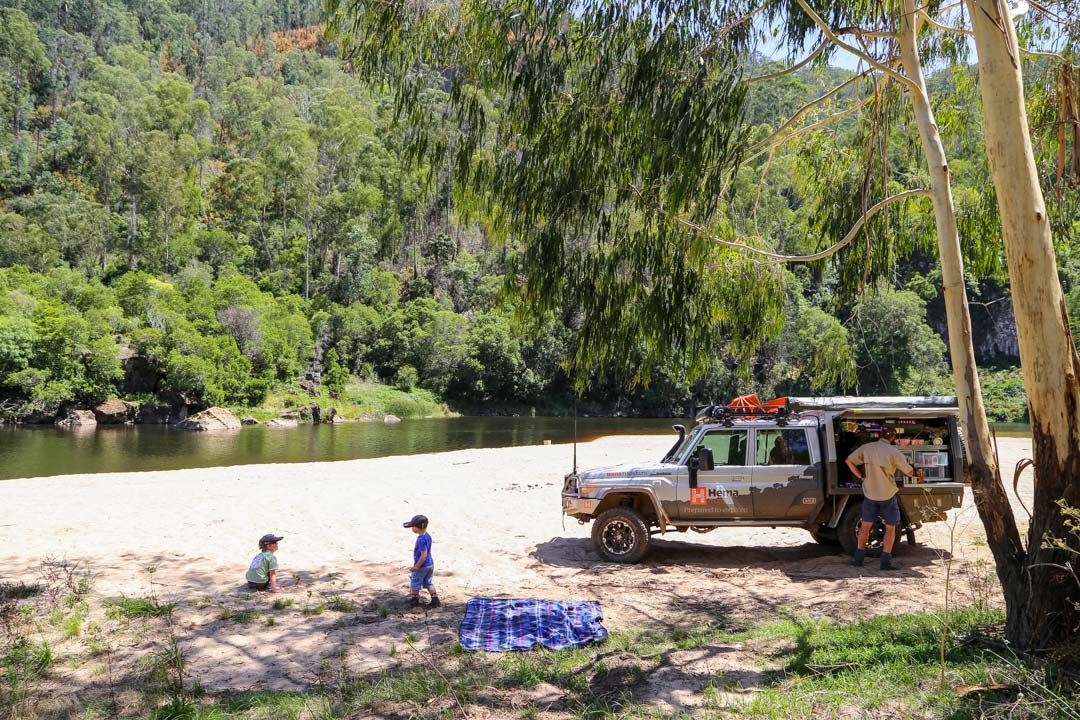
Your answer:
[0,417,687,480]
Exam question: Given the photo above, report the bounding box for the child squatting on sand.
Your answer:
[404,514,440,608]
[247,533,283,592]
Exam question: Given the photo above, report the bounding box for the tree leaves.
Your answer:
[326,0,788,385]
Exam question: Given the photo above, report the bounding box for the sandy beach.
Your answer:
[0,434,1036,695]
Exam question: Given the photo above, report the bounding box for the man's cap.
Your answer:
[881,427,898,438]
[259,533,284,544]
[403,514,428,528]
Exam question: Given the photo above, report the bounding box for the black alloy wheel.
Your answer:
[591,507,651,563]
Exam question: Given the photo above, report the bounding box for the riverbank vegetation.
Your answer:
[0,0,1062,424]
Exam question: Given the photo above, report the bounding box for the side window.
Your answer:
[699,430,749,466]
[756,429,812,465]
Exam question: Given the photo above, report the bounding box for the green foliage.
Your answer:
[393,365,417,392]
[849,285,947,395]
[981,367,1029,423]
[0,0,1045,419]
[327,0,786,385]
[323,349,349,397]
[104,596,175,619]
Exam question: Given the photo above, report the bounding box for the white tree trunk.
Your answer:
[967,0,1080,649]
[898,0,1026,606]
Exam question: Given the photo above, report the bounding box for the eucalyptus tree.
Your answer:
[964,0,1080,650]
[324,0,1076,649]
[326,0,788,387]
[0,7,49,140]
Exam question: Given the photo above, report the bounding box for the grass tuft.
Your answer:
[106,595,175,618]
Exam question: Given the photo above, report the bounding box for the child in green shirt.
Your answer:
[246,533,283,592]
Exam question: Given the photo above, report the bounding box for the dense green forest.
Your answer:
[0,0,1064,421]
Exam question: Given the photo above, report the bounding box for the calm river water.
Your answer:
[0,417,689,480]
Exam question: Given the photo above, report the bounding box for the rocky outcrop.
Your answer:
[55,408,97,427]
[241,416,260,425]
[121,356,162,394]
[383,414,401,424]
[136,404,189,425]
[308,404,321,423]
[176,407,242,431]
[23,410,56,425]
[267,417,298,428]
[330,414,345,424]
[93,399,137,424]
[324,407,338,423]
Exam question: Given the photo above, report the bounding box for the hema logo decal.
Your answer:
[690,487,738,505]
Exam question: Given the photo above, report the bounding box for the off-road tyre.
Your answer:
[837,502,907,559]
[808,526,840,546]
[591,507,651,563]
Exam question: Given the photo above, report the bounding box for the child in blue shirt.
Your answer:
[403,514,440,609]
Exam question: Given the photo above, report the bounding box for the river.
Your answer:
[0,416,690,480]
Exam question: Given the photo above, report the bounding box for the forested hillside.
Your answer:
[0,0,1057,421]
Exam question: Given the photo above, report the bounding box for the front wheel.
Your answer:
[591,507,651,563]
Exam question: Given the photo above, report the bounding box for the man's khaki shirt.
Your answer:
[846,440,913,501]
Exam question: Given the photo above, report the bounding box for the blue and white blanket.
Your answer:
[459,598,608,652]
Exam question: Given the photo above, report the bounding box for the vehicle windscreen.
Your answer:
[663,430,696,463]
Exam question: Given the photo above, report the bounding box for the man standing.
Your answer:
[844,428,914,570]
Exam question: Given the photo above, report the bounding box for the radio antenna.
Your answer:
[572,390,578,474]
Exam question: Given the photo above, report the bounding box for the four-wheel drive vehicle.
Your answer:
[561,396,967,563]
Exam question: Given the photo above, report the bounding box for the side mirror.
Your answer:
[696,446,715,472]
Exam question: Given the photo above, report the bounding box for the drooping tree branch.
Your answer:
[658,189,932,263]
[745,68,875,155]
[794,0,920,93]
[743,96,872,165]
[918,9,974,36]
[745,40,828,84]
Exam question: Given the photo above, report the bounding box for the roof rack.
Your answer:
[695,396,792,425]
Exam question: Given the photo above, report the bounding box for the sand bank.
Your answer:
[0,435,1035,691]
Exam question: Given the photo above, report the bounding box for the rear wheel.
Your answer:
[837,502,908,558]
[591,507,651,563]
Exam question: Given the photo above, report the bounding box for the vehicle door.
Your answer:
[675,428,753,520]
[750,427,823,521]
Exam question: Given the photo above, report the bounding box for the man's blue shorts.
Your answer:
[861,496,901,526]
[410,565,435,592]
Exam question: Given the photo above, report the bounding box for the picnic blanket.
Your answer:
[459,598,607,651]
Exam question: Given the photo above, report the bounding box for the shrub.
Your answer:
[394,365,418,392]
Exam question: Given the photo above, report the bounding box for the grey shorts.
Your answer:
[862,497,901,526]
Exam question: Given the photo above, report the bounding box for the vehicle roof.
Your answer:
[787,395,958,411]
[696,417,820,431]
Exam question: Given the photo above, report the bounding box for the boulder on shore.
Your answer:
[136,404,188,425]
[330,415,345,424]
[23,410,56,425]
[93,399,137,424]
[241,416,260,425]
[383,414,401,424]
[55,408,97,427]
[176,407,242,431]
[267,417,298,428]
